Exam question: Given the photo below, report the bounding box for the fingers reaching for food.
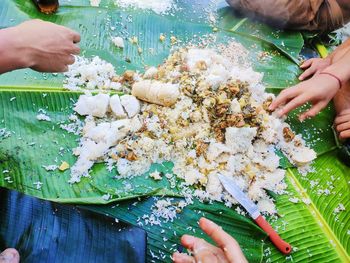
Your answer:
[270,74,341,120]
[172,218,247,263]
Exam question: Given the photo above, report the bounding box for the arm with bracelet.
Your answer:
[269,47,350,121]
[324,49,350,84]
[299,38,350,81]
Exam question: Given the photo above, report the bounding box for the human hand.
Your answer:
[0,249,20,263]
[269,74,340,121]
[172,217,248,263]
[12,19,80,72]
[334,109,350,139]
[299,57,331,81]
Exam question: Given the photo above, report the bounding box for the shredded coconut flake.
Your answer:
[42,165,58,171]
[115,0,175,14]
[111,36,125,48]
[36,113,51,122]
[90,0,101,6]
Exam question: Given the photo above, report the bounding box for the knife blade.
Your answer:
[218,174,261,219]
[218,174,292,255]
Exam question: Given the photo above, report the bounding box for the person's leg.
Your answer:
[334,81,350,139]
[0,249,20,263]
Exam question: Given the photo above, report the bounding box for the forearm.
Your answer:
[328,38,350,63]
[325,48,350,84]
[0,27,30,74]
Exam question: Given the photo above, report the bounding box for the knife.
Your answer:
[218,174,292,255]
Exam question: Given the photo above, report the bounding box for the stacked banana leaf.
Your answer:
[0,0,349,262]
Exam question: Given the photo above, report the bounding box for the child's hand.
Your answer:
[172,218,247,263]
[269,74,340,121]
[299,57,331,81]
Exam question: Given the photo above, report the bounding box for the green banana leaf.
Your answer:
[0,0,349,262]
[85,198,267,262]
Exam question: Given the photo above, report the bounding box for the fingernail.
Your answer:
[203,218,214,225]
[200,217,215,228]
[184,235,195,243]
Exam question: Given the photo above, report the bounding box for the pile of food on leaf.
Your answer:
[62,45,316,215]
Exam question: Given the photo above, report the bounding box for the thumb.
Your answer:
[0,249,20,263]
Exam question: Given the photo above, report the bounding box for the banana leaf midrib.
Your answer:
[47,189,175,204]
[229,17,248,32]
[0,86,128,96]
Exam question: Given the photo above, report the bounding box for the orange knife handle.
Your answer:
[255,215,292,255]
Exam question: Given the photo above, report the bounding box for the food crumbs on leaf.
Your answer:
[111,36,125,49]
[102,193,111,201]
[334,203,345,214]
[36,113,51,122]
[159,33,166,42]
[130,36,138,44]
[150,170,162,180]
[115,0,175,15]
[42,165,59,171]
[170,36,177,45]
[33,181,43,190]
[59,161,70,171]
[90,0,101,7]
